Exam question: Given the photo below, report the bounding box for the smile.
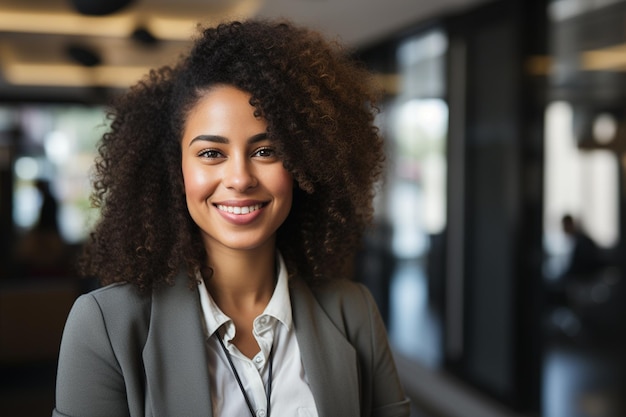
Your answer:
[216,203,263,215]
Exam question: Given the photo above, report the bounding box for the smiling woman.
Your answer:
[53,19,410,417]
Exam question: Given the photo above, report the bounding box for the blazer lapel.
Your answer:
[290,277,361,417]
[142,275,213,417]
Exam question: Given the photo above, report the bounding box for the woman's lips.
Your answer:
[213,201,267,224]
[216,203,262,215]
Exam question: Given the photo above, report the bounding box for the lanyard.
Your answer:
[216,334,274,417]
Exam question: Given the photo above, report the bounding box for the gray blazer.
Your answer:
[52,275,410,417]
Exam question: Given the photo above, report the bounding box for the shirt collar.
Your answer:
[197,252,292,338]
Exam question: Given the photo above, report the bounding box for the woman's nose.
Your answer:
[223,157,257,191]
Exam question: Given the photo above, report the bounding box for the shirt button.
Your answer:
[256,409,266,417]
[254,355,264,364]
[259,317,268,325]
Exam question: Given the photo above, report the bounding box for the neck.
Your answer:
[203,245,276,312]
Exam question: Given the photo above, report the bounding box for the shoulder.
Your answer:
[65,282,152,343]
[75,271,194,315]
[296,277,382,336]
[308,278,375,314]
[77,282,150,316]
[61,277,195,364]
[69,273,199,335]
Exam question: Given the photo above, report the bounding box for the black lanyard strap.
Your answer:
[216,334,274,417]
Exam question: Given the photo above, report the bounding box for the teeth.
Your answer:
[217,204,262,214]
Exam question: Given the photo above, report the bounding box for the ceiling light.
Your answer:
[0,0,263,41]
[581,49,626,71]
[2,62,150,88]
[0,11,135,38]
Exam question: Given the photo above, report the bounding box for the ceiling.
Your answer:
[0,0,486,100]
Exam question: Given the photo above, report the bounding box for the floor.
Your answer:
[542,343,624,417]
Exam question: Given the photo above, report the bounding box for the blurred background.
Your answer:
[1,0,625,416]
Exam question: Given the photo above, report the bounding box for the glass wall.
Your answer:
[357,28,449,369]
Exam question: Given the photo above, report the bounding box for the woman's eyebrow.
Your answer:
[248,133,269,144]
[188,132,268,147]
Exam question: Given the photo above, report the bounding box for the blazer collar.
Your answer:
[141,274,361,417]
[142,275,214,417]
[290,277,361,417]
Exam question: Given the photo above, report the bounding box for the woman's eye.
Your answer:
[253,147,276,158]
[198,149,223,159]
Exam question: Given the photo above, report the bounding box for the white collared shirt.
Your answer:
[198,253,319,417]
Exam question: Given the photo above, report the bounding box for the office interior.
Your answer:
[1,0,625,416]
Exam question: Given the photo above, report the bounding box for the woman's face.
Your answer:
[181,85,293,255]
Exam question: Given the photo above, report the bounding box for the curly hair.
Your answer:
[80,19,384,292]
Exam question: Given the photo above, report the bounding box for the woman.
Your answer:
[53,20,409,417]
